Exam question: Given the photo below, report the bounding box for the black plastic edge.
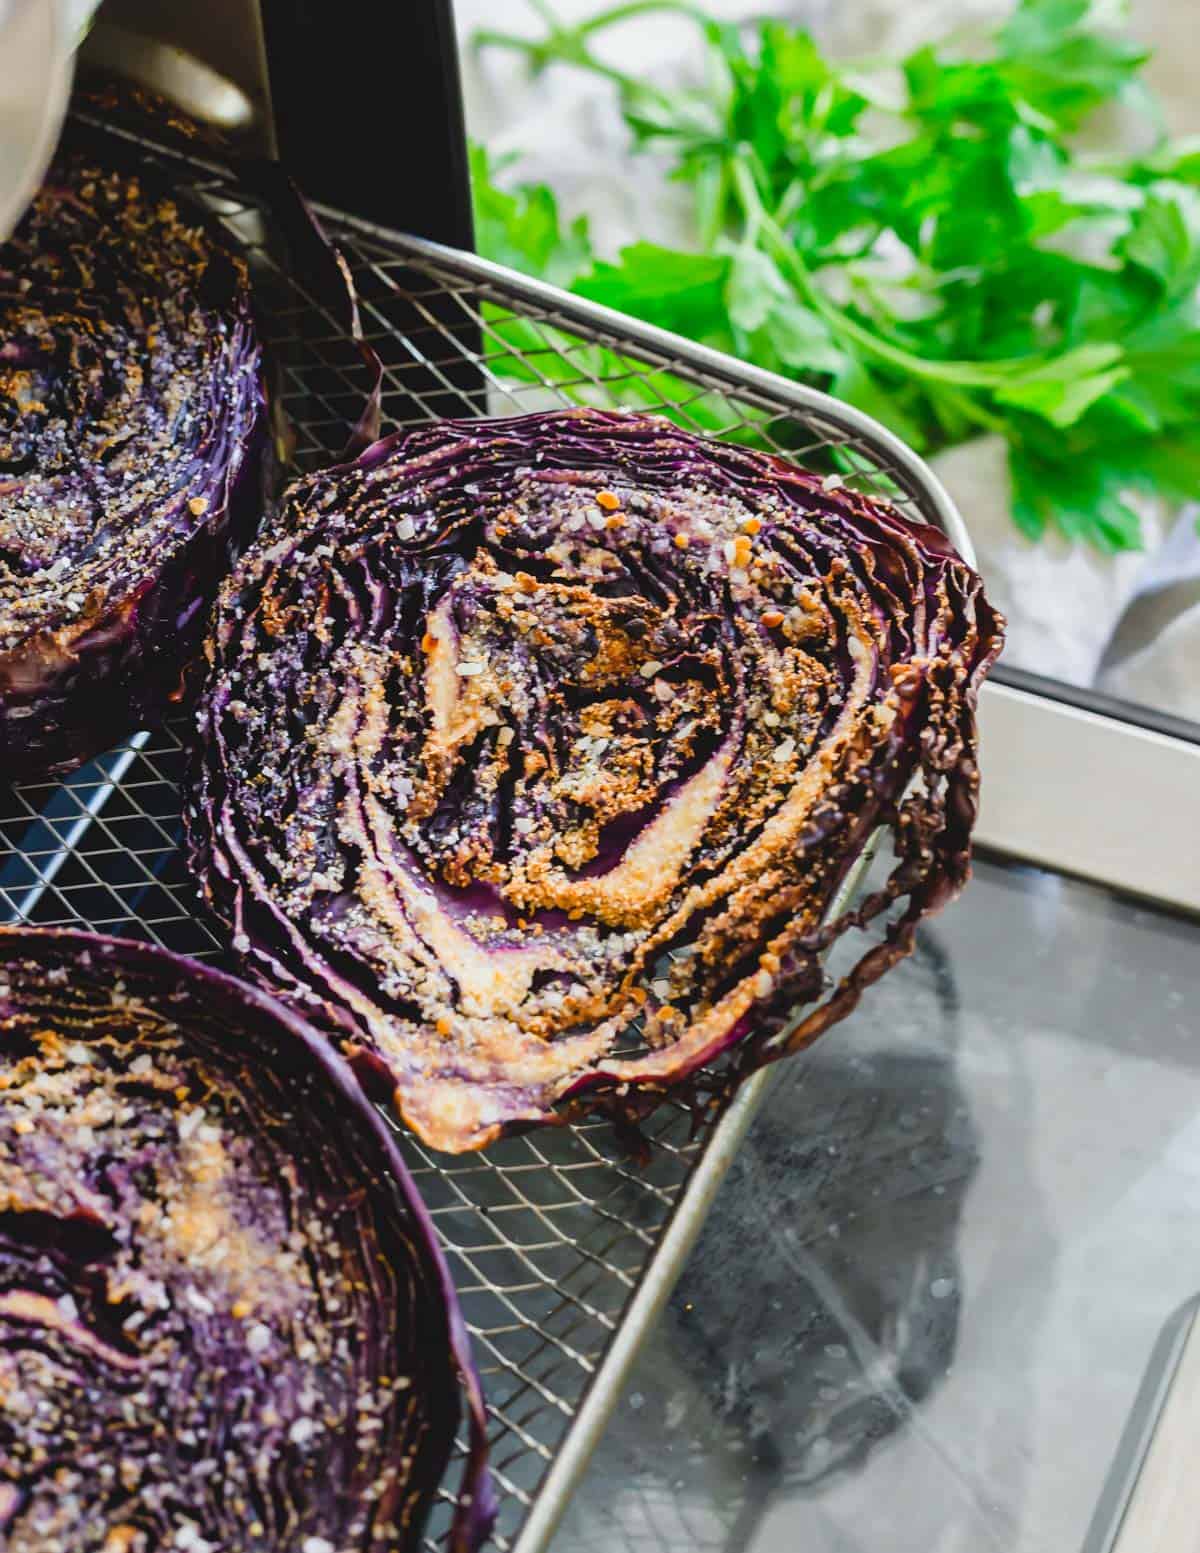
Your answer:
[259,0,475,250]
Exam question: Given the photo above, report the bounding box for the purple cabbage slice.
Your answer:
[0,149,268,778]
[0,927,494,1552]
[187,408,1004,1153]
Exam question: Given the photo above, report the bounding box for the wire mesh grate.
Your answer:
[0,119,959,1552]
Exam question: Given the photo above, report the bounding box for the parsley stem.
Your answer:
[727,161,1096,393]
[475,0,705,99]
[570,0,710,38]
[472,25,651,96]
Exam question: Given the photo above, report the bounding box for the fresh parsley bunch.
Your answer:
[473,0,1200,550]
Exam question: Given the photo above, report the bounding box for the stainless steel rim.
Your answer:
[306,216,977,573]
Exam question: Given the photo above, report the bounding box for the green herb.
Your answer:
[473,0,1200,550]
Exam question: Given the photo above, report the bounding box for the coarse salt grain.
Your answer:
[772,737,796,763]
[396,516,416,541]
[246,1323,272,1355]
[176,1527,214,1553]
[639,660,663,678]
[178,1107,205,1140]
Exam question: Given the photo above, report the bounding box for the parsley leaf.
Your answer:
[473,0,1200,550]
[468,144,592,289]
[577,244,732,343]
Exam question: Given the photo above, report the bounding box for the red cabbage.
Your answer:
[187,409,1004,1153]
[0,926,493,1551]
[0,150,268,778]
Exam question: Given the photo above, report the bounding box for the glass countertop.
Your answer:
[555,855,1200,1552]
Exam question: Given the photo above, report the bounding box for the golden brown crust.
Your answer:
[188,409,1004,1152]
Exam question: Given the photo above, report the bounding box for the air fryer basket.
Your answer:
[0,107,973,1552]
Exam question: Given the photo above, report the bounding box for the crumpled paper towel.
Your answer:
[930,436,1164,687]
[1098,508,1200,720]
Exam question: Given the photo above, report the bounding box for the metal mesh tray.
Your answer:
[0,119,969,1553]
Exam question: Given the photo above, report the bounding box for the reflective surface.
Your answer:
[0,0,73,244]
[556,856,1200,1551]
